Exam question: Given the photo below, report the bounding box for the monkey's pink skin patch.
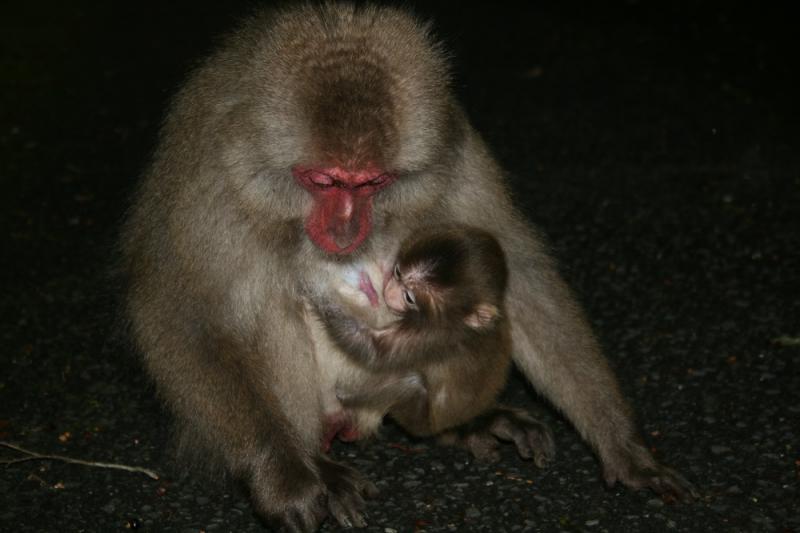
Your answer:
[322,412,348,453]
[321,412,361,452]
[321,425,338,453]
[358,270,379,308]
[337,424,360,442]
[293,165,396,254]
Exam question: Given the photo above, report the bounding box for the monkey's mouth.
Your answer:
[303,197,373,255]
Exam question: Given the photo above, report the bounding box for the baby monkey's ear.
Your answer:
[464,303,499,330]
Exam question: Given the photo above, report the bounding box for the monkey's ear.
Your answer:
[464,303,499,330]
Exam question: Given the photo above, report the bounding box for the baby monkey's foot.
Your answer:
[440,405,555,466]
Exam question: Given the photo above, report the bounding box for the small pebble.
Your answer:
[465,507,481,518]
[646,498,664,508]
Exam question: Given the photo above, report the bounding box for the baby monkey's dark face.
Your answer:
[383,257,470,326]
[383,261,428,315]
[383,227,508,330]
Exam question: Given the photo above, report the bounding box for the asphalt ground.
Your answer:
[1,2,798,532]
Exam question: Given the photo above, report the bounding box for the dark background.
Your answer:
[1,1,798,531]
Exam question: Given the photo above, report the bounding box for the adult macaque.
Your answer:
[122,3,696,531]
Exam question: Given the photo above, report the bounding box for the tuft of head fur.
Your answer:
[397,225,508,326]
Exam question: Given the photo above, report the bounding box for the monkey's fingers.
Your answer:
[318,458,376,528]
[606,460,700,503]
[642,465,700,503]
[486,407,556,467]
[279,505,326,533]
[327,496,367,528]
[465,431,503,463]
[252,460,328,533]
[438,428,502,462]
[359,478,380,499]
[262,490,327,533]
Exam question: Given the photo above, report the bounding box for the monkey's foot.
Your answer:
[254,457,328,533]
[603,443,700,502]
[440,406,555,466]
[317,457,379,528]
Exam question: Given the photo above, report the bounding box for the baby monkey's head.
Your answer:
[384,226,508,330]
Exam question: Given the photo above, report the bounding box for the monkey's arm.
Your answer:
[450,129,697,501]
[315,301,442,370]
[314,300,385,365]
[502,222,697,500]
[386,391,433,435]
[337,373,427,410]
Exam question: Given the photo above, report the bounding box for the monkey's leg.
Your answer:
[337,374,428,441]
[147,342,325,531]
[386,384,434,436]
[337,374,426,411]
[136,303,376,531]
[316,457,380,529]
[438,405,555,466]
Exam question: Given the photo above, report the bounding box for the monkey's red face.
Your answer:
[293,166,396,255]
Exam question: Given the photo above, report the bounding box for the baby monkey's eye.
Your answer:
[403,290,416,307]
[393,264,401,280]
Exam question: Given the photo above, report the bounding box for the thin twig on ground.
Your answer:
[0,441,159,480]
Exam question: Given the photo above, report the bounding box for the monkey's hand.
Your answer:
[315,301,383,367]
[316,301,364,336]
[439,406,555,466]
[317,457,379,528]
[250,454,328,533]
[603,443,699,502]
[252,453,377,532]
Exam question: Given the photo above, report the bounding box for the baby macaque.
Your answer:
[315,225,514,439]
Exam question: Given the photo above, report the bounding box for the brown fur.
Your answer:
[122,3,695,531]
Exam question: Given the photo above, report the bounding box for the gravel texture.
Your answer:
[1,2,798,532]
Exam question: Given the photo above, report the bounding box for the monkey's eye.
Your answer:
[403,290,416,307]
[356,173,392,189]
[355,174,394,190]
[393,264,401,280]
[308,172,335,189]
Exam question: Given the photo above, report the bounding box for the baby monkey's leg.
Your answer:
[439,405,555,467]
